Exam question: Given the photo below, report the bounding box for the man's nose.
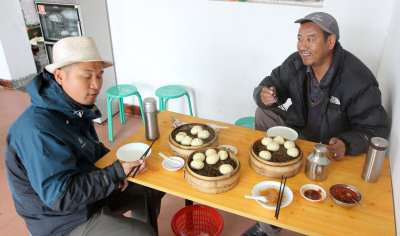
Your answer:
[298,40,308,51]
[90,78,101,90]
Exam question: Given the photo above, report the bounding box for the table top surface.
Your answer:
[95,111,395,236]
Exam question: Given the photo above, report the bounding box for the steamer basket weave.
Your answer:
[249,138,303,178]
[184,147,240,194]
[169,123,218,159]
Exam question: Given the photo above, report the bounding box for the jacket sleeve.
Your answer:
[253,61,292,109]
[335,85,389,156]
[19,130,124,211]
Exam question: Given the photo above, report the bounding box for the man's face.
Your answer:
[297,22,336,69]
[54,62,104,105]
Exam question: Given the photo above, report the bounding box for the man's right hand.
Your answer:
[122,158,148,177]
[260,86,277,106]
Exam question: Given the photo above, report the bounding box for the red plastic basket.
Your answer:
[171,205,224,236]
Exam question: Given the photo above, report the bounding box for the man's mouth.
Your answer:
[301,51,312,58]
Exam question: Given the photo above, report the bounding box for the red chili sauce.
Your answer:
[330,185,360,203]
[304,189,322,200]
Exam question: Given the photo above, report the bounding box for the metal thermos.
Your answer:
[305,144,331,181]
[361,137,389,183]
[143,97,160,140]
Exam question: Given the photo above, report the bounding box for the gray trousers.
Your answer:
[68,183,164,236]
[255,106,286,132]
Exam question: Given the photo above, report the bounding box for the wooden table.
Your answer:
[95,111,395,236]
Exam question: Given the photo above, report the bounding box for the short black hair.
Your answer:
[300,20,332,41]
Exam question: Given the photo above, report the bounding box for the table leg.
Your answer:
[145,190,158,235]
[185,199,193,206]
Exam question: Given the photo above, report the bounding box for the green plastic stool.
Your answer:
[234,116,255,129]
[106,84,144,142]
[155,85,193,116]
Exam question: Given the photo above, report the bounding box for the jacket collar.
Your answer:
[319,42,344,91]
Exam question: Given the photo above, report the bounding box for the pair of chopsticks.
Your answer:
[275,175,287,219]
[126,139,156,178]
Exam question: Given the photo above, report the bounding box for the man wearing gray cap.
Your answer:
[248,12,388,235]
[6,36,161,235]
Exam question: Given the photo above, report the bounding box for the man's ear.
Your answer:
[54,69,64,86]
[328,34,337,50]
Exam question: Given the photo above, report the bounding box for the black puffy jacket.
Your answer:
[253,43,389,156]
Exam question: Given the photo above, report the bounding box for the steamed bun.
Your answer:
[198,130,210,139]
[175,132,187,142]
[219,164,234,175]
[261,137,274,146]
[193,152,206,161]
[266,142,280,151]
[190,125,203,135]
[218,150,229,160]
[181,136,193,145]
[284,140,296,149]
[287,147,299,158]
[191,138,204,146]
[206,154,219,165]
[205,149,217,157]
[259,150,272,160]
[273,136,285,145]
[190,160,204,170]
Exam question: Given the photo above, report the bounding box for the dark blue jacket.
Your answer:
[5,70,125,236]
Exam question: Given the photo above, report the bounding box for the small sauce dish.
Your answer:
[300,184,326,202]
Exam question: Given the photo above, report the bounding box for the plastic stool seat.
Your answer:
[234,116,255,129]
[106,84,144,142]
[155,85,193,116]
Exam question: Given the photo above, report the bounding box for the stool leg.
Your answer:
[135,92,145,124]
[185,92,193,116]
[163,98,170,111]
[107,96,114,142]
[119,97,125,124]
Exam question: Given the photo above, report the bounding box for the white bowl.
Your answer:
[267,126,298,141]
[116,143,151,162]
[300,184,326,202]
[252,181,293,210]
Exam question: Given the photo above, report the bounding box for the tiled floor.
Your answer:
[0,87,303,236]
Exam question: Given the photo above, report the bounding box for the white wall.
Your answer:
[0,0,36,81]
[107,0,393,124]
[376,0,400,232]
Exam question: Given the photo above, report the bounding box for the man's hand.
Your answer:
[118,179,129,192]
[122,158,148,177]
[260,86,277,106]
[327,137,346,160]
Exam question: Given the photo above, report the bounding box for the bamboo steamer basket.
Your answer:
[169,123,218,159]
[249,138,303,179]
[184,147,241,194]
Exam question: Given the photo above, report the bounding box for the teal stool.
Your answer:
[234,116,255,129]
[106,84,145,142]
[155,85,193,116]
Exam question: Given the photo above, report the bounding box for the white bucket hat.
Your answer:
[45,36,113,73]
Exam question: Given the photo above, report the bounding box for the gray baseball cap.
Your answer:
[295,12,340,40]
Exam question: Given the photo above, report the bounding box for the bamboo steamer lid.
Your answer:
[169,123,218,159]
[249,138,303,178]
[184,147,240,194]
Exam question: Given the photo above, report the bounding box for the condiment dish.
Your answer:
[329,184,362,208]
[251,181,293,210]
[300,184,326,202]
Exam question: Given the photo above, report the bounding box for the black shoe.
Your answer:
[241,222,282,236]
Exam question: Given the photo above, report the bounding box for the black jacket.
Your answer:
[253,43,389,155]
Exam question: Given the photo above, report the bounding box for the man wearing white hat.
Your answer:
[6,36,159,235]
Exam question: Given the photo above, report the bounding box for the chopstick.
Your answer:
[126,139,156,178]
[275,175,287,219]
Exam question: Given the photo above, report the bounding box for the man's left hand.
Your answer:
[118,179,129,192]
[327,137,346,160]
